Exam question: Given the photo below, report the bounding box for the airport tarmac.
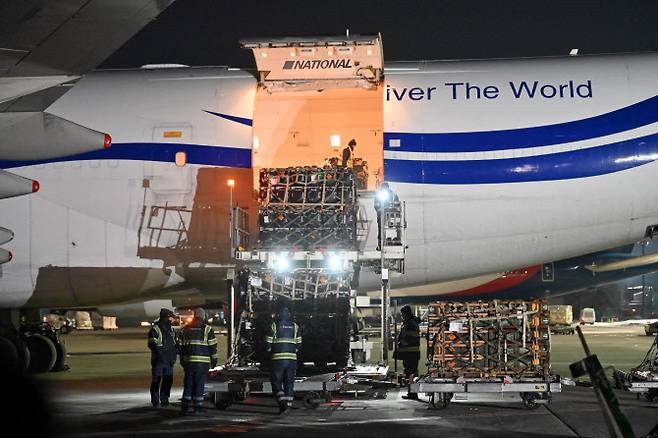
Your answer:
[32,325,658,437]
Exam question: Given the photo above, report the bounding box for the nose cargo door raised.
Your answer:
[240,34,383,92]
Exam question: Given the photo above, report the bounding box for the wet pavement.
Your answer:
[47,385,658,437]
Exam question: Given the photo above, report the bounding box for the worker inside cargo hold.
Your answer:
[252,86,383,192]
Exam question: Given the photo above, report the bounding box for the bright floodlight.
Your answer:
[376,189,390,202]
[328,254,342,272]
[227,178,235,187]
[275,255,290,272]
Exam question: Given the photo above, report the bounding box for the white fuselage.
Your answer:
[2,53,658,308]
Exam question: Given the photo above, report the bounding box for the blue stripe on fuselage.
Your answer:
[385,132,658,184]
[385,95,658,153]
[0,143,252,169]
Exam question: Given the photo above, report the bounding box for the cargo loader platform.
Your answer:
[410,375,562,410]
[206,367,344,410]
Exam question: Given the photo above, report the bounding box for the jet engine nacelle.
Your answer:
[0,112,110,161]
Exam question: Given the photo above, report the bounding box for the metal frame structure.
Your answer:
[206,369,344,410]
[427,300,551,379]
[137,203,190,251]
[410,376,561,410]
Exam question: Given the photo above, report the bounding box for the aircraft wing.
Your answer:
[0,0,176,77]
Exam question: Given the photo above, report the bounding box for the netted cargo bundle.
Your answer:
[259,206,357,249]
[258,166,358,250]
[251,269,352,300]
[427,300,551,379]
[259,166,356,206]
[246,298,351,370]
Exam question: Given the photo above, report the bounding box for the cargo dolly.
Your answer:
[206,367,344,410]
[410,375,562,410]
[613,369,658,403]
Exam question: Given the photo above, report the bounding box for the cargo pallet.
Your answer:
[426,300,551,379]
[206,367,343,410]
[410,376,561,410]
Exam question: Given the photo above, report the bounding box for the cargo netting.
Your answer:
[258,166,357,250]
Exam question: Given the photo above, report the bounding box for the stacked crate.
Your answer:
[427,300,551,379]
[258,166,357,250]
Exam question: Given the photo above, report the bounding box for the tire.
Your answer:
[25,334,57,373]
[303,392,322,409]
[14,336,31,373]
[522,393,542,410]
[645,389,658,403]
[430,392,451,410]
[212,392,233,410]
[59,325,70,335]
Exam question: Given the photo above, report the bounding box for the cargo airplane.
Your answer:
[2,6,658,370]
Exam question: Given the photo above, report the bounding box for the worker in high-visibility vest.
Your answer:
[147,308,178,407]
[394,305,421,400]
[265,307,302,414]
[179,308,218,414]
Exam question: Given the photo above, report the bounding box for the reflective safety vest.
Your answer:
[148,321,177,364]
[266,320,302,361]
[396,318,421,353]
[179,322,218,364]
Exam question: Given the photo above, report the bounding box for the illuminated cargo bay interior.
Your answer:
[252,86,383,191]
[242,35,385,192]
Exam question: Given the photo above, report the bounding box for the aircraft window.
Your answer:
[175,151,187,167]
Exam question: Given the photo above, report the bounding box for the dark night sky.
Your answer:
[102,0,658,69]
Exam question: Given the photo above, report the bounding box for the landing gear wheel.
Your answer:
[430,392,451,410]
[303,391,322,409]
[522,393,542,410]
[14,337,30,373]
[212,392,233,410]
[25,333,56,373]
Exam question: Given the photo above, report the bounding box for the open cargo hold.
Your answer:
[427,300,551,379]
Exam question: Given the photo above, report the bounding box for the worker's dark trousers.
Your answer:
[270,359,296,410]
[182,363,209,411]
[150,363,174,405]
[401,352,420,380]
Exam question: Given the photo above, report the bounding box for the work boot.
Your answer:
[160,399,169,407]
[278,401,288,414]
[402,392,418,400]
